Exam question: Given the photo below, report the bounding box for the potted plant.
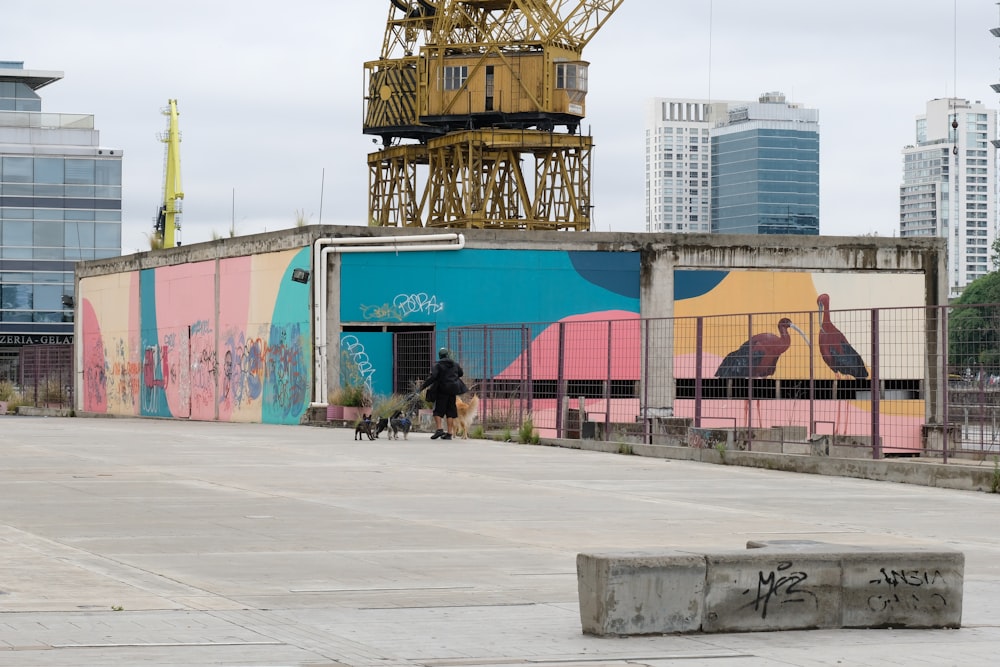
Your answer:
[327,384,371,421]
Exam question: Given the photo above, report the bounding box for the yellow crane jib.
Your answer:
[155,99,184,248]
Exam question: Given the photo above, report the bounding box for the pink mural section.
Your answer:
[81,298,106,413]
[496,311,639,380]
[217,256,252,421]
[153,261,217,420]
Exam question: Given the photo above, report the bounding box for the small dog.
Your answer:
[354,414,375,441]
[388,410,412,440]
[374,417,389,438]
[454,395,479,439]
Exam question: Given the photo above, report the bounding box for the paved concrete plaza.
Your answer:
[1,416,999,666]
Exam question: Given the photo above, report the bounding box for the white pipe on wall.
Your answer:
[309,233,466,407]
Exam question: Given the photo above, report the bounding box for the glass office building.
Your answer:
[711,92,819,235]
[0,61,122,382]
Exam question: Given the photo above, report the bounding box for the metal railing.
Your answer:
[18,344,73,409]
[424,303,1000,461]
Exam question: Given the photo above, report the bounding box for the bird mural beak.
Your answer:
[789,322,811,347]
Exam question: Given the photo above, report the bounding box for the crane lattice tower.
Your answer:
[363,0,623,231]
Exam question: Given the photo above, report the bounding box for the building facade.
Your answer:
[899,97,997,298]
[645,93,820,236]
[0,61,121,383]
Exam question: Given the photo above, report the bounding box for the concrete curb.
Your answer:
[538,437,1000,493]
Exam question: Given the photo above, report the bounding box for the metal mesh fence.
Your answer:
[403,303,1000,461]
[19,345,73,408]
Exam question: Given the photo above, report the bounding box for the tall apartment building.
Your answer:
[0,61,122,382]
[645,93,819,236]
[645,98,719,233]
[899,98,996,298]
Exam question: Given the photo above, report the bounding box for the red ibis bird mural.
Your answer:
[817,294,869,380]
[816,293,869,434]
[715,317,810,427]
[715,318,809,379]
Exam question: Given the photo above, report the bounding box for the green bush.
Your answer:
[517,417,539,444]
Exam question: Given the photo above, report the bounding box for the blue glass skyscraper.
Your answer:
[710,92,819,235]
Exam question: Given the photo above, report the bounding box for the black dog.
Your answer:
[389,410,412,440]
[374,417,389,438]
[354,414,375,441]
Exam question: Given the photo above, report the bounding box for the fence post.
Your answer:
[871,308,881,460]
[642,318,651,444]
[605,320,612,441]
[695,317,703,428]
[941,306,949,464]
[556,321,566,439]
[523,325,533,422]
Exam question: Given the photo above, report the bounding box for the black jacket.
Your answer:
[420,358,464,396]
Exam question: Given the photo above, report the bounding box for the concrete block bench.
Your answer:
[576,540,963,635]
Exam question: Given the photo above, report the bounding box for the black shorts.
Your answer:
[433,393,457,419]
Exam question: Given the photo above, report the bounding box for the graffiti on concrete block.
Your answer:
[867,567,949,613]
[740,561,815,619]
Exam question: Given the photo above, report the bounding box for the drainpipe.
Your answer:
[309,233,466,407]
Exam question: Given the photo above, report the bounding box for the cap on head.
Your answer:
[438,348,450,359]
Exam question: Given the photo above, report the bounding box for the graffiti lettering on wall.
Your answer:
[220,323,307,417]
[341,335,375,393]
[360,292,444,321]
[141,344,168,412]
[84,338,107,407]
[189,321,217,413]
[103,338,138,409]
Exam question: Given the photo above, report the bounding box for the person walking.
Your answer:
[419,348,466,440]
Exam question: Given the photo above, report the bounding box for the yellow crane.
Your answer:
[154,99,184,248]
[364,0,624,231]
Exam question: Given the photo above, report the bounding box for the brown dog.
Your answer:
[454,395,479,439]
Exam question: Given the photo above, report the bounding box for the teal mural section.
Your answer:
[139,269,171,418]
[262,247,312,424]
[341,249,640,327]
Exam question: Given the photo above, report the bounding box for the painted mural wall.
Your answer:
[673,269,928,450]
[81,247,312,424]
[336,248,642,396]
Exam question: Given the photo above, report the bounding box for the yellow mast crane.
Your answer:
[364,1,623,231]
[154,99,184,248]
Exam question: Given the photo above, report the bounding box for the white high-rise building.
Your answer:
[900,98,997,298]
[645,98,724,233]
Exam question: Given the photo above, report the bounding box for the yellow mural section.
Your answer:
[674,270,927,380]
[80,271,140,414]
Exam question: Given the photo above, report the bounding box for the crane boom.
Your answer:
[154,99,184,248]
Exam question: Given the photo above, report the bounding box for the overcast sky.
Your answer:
[3,1,998,253]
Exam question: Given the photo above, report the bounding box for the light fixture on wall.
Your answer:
[291,268,310,284]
